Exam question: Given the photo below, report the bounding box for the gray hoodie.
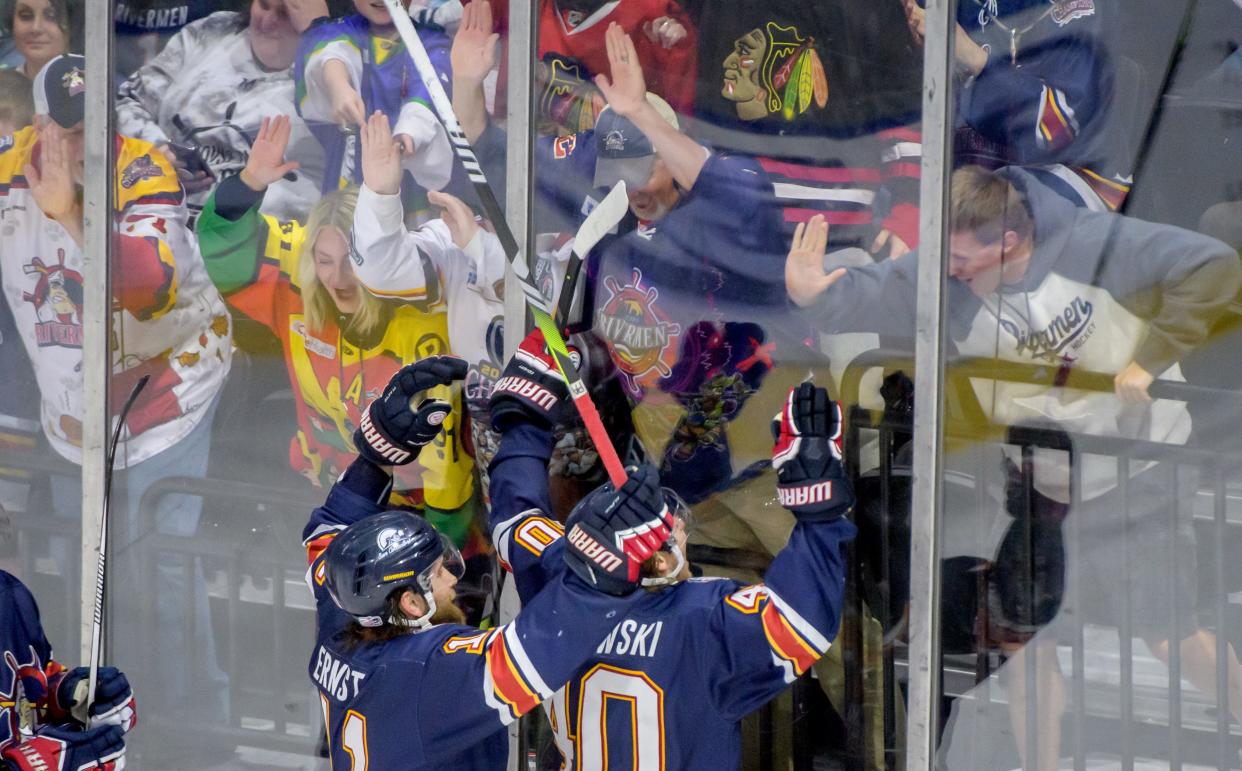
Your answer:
[806,166,1241,501]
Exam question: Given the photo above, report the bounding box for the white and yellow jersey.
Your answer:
[0,126,232,466]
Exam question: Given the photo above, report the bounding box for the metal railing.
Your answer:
[838,348,1242,771]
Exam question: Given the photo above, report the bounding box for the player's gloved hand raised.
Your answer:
[50,666,136,732]
[1,724,125,771]
[771,382,854,521]
[563,464,673,596]
[354,356,468,467]
[489,328,577,431]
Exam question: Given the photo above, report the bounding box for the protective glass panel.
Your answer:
[933,2,1242,769]
[102,0,510,765]
[0,0,87,751]
[513,0,927,767]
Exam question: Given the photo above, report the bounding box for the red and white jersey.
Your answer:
[472,0,698,123]
[0,128,231,466]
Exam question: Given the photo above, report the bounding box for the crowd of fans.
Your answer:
[0,0,1239,767]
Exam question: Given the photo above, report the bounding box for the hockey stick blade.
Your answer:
[381,0,628,487]
[555,181,628,325]
[87,374,149,720]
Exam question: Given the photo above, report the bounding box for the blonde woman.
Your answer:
[196,115,475,533]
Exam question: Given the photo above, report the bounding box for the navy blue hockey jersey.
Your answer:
[954,0,1132,208]
[487,421,856,770]
[302,469,644,770]
[0,571,61,752]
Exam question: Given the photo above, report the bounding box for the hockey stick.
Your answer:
[555,181,628,326]
[86,374,149,719]
[381,0,628,487]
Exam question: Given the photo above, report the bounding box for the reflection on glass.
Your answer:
[926,2,1242,769]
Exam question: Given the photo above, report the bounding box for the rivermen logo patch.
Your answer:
[595,269,681,383]
[22,251,83,348]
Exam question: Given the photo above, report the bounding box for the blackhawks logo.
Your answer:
[722,22,828,122]
[595,269,681,384]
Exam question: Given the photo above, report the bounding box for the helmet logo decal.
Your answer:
[376,527,415,556]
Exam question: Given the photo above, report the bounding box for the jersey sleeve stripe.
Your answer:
[484,629,543,718]
[1037,85,1078,150]
[766,588,832,653]
[502,622,552,696]
[305,532,337,568]
[355,281,429,300]
[759,602,820,677]
[490,510,526,570]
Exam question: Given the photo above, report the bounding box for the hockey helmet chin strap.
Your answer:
[639,542,685,588]
[640,489,692,588]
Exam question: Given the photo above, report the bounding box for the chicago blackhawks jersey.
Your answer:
[0,571,64,752]
[116,11,325,223]
[301,464,646,770]
[0,128,232,467]
[488,420,856,770]
[195,178,473,512]
[690,0,924,249]
[469,0,698,132]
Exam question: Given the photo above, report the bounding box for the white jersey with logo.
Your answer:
[0,127,232,467]
[116,11,325,222]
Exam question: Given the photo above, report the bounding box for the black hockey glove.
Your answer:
[50,666,136,732]
[563,464,674,596]
[489,328,577,431]
[353,356,468,466]
[2,725,125,771]
[771,383,854,522]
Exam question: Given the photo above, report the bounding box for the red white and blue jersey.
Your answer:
[0,571,63,752]
[301,466,642,770]
[488,421,856,770]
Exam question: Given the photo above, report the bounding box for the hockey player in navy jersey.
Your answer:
[302,355,674,769]
[486,327,856,769]
[0,571,136,771]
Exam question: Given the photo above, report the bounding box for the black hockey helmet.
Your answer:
[322,511,464,629]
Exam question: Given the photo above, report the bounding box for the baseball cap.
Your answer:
[592,93,679,190]
[32,54,86,129]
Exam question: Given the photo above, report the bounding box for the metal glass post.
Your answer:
[905,0,956,766]
[502,3,536,769]
[79,0,115,662]
[503,0,537,361]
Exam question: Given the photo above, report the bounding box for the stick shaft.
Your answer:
[383,0,627,487]
[87,374,149,715]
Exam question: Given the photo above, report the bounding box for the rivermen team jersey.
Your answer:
[0,571,61,752]
[0,127,232,467]
[301,464,645,770]
[488,420,855,770]
[195,179,472,511]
